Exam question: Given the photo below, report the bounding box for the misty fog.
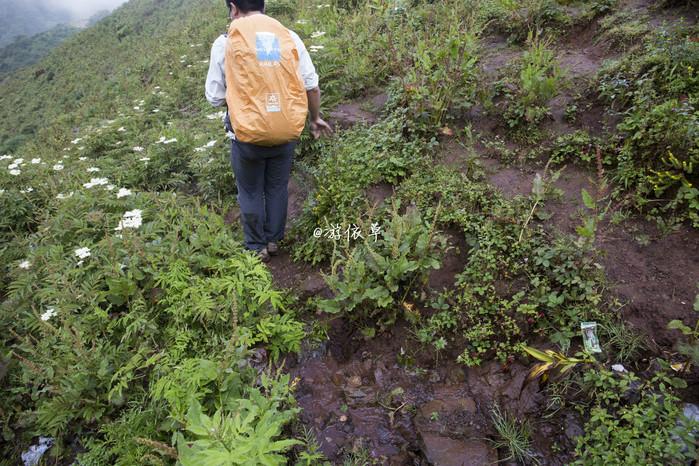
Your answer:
[46,0,129,19]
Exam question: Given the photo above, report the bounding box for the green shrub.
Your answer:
[290,115,434,264]
[500,31,563,131]
[597,25,699,225]
[574,368,698,464]
[318,202,446,330]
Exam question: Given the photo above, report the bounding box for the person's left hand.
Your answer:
[310,117,333,139]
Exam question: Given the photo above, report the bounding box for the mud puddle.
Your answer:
[287,318,576,465]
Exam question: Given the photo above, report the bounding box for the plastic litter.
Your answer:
[611,364,627,373]
[21,437,54,466]
[581,321,602,353]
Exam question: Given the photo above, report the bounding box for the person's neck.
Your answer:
[236,10,263,18]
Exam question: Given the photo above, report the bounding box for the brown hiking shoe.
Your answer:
[267,242,279,256]
[256,247,271,263]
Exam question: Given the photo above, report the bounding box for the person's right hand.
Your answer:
[310,117,333,139]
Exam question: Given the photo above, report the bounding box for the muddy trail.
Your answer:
[251,2,699,464]
[285,318,568,465]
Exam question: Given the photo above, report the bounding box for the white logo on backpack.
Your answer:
[266,93,281,112]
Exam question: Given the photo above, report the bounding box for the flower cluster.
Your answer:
[115,209,143,231]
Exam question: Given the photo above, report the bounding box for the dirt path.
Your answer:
[287,319,572,465]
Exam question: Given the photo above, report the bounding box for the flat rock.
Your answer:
[419,432,497,466]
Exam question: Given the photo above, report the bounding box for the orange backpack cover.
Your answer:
[225,15,308,146]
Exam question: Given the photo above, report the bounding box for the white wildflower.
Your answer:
[41,307,57,321]
[56,192,74,199]
[115,209,143,231]
[117,127,126,132]
[152,109,160,113]
[87,167,100,173]
[133,106,141,111]
[132,146,145,152]
[311,31,326,38]
[0,155,12,161]
[74,247,91,259]
[14,158,24,164]
[106,184,115,190]
[116,188,132,198]
[9,169,21,176]
[19,260,31,269]
[53,164,64,171]
[31,158,41,164]
[79,156,88,161]
[71,137,83,144]
[20,187,33,193]
[83,177,109,188]
[139,157,151,162]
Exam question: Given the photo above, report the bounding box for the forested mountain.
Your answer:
[0,0,72,46]
[0,24,79,79]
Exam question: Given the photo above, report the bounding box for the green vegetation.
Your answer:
[597,24,699,226]
[318,202,446,331]
[1,0,698,463]
[574,369,698,464]
[499,31,564,134]
[0,25,79,78]
[490,403,538,465]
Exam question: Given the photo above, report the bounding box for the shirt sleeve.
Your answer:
[205,35,228,107]
[289,30,319,90]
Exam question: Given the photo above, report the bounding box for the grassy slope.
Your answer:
[0,25,80,79]
[0,0,224,153]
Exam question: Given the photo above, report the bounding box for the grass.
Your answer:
[490,403,539,465]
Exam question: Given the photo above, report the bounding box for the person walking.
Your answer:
[205,0,332,261]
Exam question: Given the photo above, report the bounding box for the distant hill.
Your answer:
[0,0,224,153]
[0,24,80,79]
[0,0,73,47]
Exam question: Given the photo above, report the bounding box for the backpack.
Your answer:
[225,15,308,146]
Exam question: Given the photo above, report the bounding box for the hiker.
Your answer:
[205,0,332,262]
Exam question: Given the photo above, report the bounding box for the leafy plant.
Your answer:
[523,346,595,383]
[175,378,300,466]
[667,287,699,367]
[574,368,698,464]
[318,201,445,330]
[501,30,563,131]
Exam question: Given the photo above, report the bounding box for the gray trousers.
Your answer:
[230,139,296,251]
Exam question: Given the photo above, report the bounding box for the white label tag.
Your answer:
[266,93,281,112]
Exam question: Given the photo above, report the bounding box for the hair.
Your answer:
[227,0,265,13]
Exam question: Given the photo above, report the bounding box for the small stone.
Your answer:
[339,415,348,422]
[348,375,362,388]
[331,371,344,386]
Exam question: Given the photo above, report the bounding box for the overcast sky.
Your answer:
[46,0,129,19]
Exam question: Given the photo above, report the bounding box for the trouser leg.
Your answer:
[230,140,266,251]
[263,142,296,243]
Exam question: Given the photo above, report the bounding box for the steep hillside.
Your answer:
[0,0,225,153]
[1,0,698,464]
[0,24,80,79]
